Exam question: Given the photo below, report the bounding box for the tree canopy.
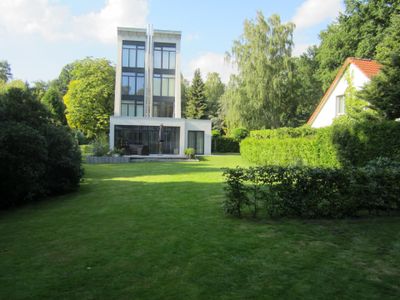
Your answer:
[185,69,207,119]
[63,58,115,138]
[0,60,12,82]
[222,12,297,130]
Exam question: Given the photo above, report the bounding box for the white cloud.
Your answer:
[291,0,342,30]
[0,0,148,43]
[293,42,311,57]
[186,52,237,83]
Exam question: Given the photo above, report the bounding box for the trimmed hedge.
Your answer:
[241,127,339,167]
[241,121,400,168]
[212,136,240,153]
[222,159,400,219]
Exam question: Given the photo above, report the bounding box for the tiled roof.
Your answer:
[350,58,382,79]
[307,57,382,125]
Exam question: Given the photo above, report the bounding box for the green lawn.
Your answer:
[1,155,400,299]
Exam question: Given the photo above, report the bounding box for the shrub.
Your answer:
[0,122,48,208]
[241,127,340,168]
[212,136,240,153]
[42,124,82,194]
[184,148,196,159]
[241,121,400,168]
[230,127,249,142]
[0,84,82,209]
[222,164,400,219]
[91,135,109,156]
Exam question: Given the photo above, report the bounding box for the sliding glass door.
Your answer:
[188,131,204,155]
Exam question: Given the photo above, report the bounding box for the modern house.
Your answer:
[109,25,212,155]
[308,57,382,128]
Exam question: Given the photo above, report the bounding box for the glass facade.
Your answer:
[115,125,180,154]
[122,44,145,68]
[122,72,144,96]
[154,45,176,69]
[121,101,144,117]
[188,131,204,155]
[153,74,175,97]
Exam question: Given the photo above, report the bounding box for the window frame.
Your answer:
[188,130,205,155]
[336,95,345,116]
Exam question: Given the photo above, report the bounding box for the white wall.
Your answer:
[311,64,371,128]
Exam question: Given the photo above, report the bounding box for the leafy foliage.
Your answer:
[212,136,240,153]
[184,148,196,159]
[360,55,400,120]
[241,121,400,168]
[41,86,67,125]
[185,69,207,119]
[0,83,82,208]
[316,0,400,89]
[204,72,225,126]
[0,60,12,82]
[63,58,115,138]
[223,163,400,219]
[223,12,297,129]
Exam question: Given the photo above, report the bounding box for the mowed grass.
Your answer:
[1,155,400,299]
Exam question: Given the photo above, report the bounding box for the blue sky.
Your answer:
[0,0,343,83]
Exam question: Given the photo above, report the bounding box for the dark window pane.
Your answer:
[122,76,129,95]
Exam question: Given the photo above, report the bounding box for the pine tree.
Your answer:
[185,69,207,119]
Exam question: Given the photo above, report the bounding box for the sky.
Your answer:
[0,0,344,84]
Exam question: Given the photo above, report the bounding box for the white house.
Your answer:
[109,25,212,155]
[308,57,382,128]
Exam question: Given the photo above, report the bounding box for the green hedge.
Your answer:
[212,136,239,153]
[241,127,339,167]
[222,159,400,219]
[241,121,400,168]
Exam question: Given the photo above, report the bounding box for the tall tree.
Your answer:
[185,69,207,119]
[223,12,296,129]
[292,46,324,125]
[41,86,67,125]
[204,72,225,119]
[63,58,115,138]
[360,55,400,120]
[0,60,12,82]
[316,0,400,89]
[30,80,49,101]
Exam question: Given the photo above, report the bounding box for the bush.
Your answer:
[212,136,240,153]
[230,127,249,142]
[241,127,339,167]
[222,163,400,219]
[42,125,82,194]
[0,84,82,209]
[91,135,109,156]
[184,148,196,159]
[0,122,48,208]
[241,121,400,168]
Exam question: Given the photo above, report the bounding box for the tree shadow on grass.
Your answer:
[1,179,400,299]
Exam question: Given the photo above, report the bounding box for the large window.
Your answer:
[153,100,174,118]
[122,72,145,96]
[115,125,180,154]
[122,44,145,68]
[188,131,204,155]
[153,74,175,97]
[154,45,176,69]
[121,101,144,117]
[336,95,345,115]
